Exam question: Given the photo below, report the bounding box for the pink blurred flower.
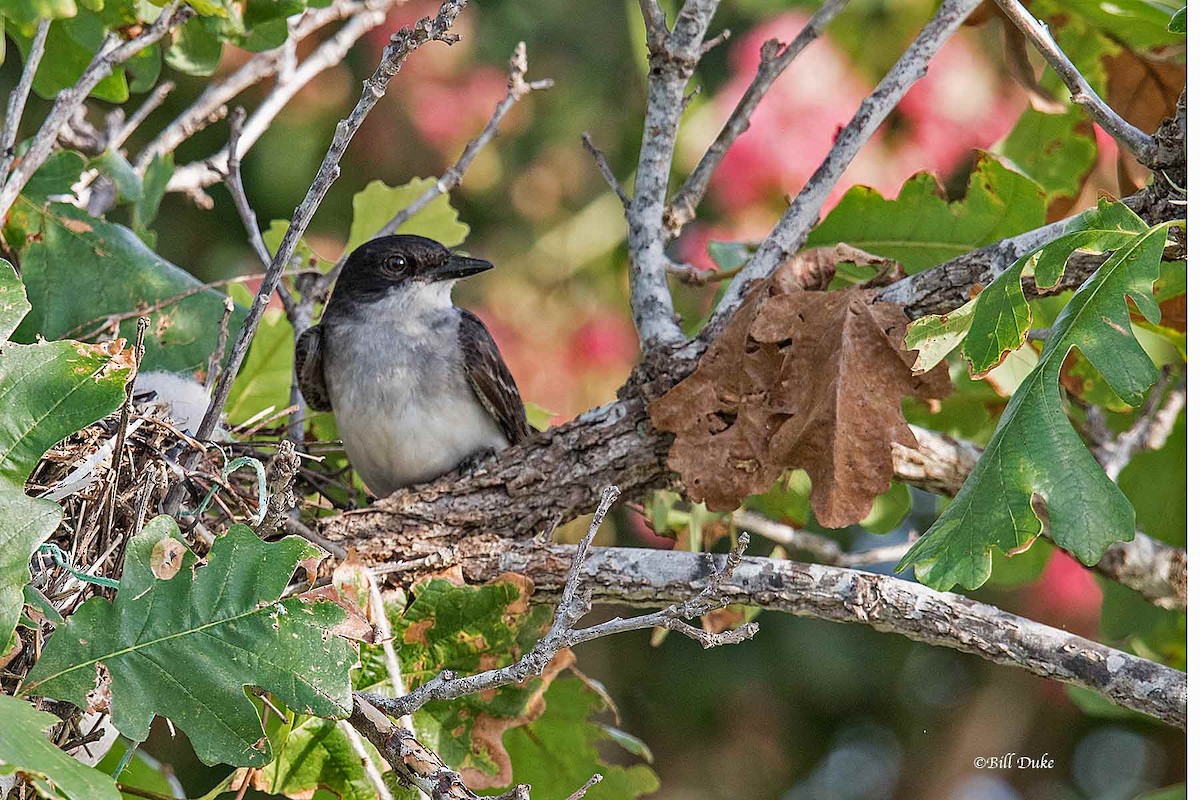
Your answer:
[689,13,1025,222]
[1026,549,1103,634]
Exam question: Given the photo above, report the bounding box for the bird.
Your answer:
[295,234,531,497]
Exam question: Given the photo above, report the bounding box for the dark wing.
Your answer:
[295,324,332,412]
[459,310,532,445]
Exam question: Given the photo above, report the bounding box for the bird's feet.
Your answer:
[453,448,497,477]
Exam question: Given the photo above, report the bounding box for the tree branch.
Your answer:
[375,42,552,239]
[0,2,193,222]
[135,0,395,172]
[362,487,755,721]
[625,0,722,350]
[664,0,850,236]
[991,0,1157,165]
[0,18,50,182]
[419,539,1185,728]
[709,0,984,329]
[167,0,401,195]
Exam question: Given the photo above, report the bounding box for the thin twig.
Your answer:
[136,0,396,172]
[101,318,149,540]
[0,18,50,182]
[112,81,176,151]
[991,0,1158,165]
[731,509,914,567]
[310,40,551,299]
[376,42,551,238]
[0,2,193,221]
[580,133,629,208]
[220,108,273,271]
[361,486,757,719]
[709,0,984,330]
[564,775,603,800]
[665,0,850,235]
[204,296,236,396]
[167,1,401,194]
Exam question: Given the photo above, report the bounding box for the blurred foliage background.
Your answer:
[0,0,1186,797]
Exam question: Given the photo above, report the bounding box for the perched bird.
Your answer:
[295,235,531,497]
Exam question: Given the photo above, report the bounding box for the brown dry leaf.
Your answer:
[331,549,371,611]
[150,537,187,580]
[650,284,950,527]
[296,585,381,644]
[1103,50,1185,193]
[460,649,575,790]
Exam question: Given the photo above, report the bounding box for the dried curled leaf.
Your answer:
[650,283,950,526]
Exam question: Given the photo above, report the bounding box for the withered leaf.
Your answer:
[650,284,950,526]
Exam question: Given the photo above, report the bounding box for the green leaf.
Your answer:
[0,0,78,25]
[1168,6,1185,31]
[897,222,1176,590]
[14,203,247,373]
[22,150,86,203]
[358,577,554,784]
[1119,412,1184,546]
[164,16,223,76]
[0,486,63,663]
[24,519,356,767]
[807,154,1047,273]
[226,306,293,425]
[0,695,120,800]
[91,149,143,204]
[995,106,1097,204]
[345,178,469,255]
[251,713,377,800]
[860,481,910,534]
[908,200,1150,376]
[707,240,750,271]
[0,339,130,484]
[905,297,977,375]
[498,678,659,800]
[1033,0,1183,50]
[1136,786,1185,800]
[16,17,128,102]
[133,153,173,234]
[0,259,32,340]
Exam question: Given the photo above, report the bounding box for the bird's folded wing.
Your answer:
[459,310,532,445]
[295,324,333,412]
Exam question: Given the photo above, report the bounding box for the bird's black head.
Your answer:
[329,235,492,306]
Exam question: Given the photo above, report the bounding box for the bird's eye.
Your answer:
[383,255,407,275]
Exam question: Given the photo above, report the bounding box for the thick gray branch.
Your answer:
[625,0,721,349]
[428,540,1185,729]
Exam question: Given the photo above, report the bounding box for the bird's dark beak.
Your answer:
[430,253,493,281]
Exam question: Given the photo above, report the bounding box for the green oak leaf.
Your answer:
[497,678,659,800]
[996,105,1097,205]
[249,713,377,800]
[807,153,1047,273]
[1168,6,1185,31]
[345,178,470,255]
[24,518,356,767]
[0,487,63,665]
[14,202,246,373]
[0,695,120,800]
[897,221,1176,590]
[358,576,555,786]
[0,338,130,485]
[226,304,293,425]
[133,153,174,236]
[905,200,1150,376]
[0,259,32,339]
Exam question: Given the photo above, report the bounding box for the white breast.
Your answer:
[322,285,510,497]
